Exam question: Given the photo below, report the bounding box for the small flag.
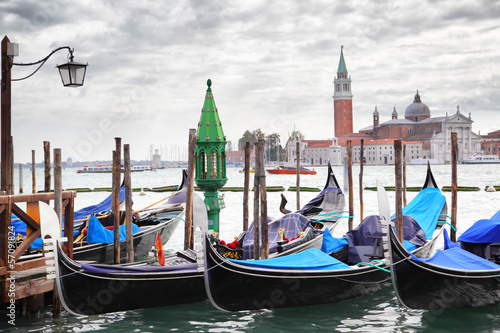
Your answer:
[155,232,165,266]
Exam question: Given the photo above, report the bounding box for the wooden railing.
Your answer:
[0,191,76,302]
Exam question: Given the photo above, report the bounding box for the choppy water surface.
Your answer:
[2,164,499,332]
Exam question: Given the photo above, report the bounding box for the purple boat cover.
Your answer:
[242,213,311,260]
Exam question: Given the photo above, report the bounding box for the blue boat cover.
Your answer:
[345,215,426,264]
[411,229,500,270]
[396,187,446,239]
[10,186,126,241]
[230,248,350,271]
[73,186,126,222]
[242,213,313,260]
[457,210,500,244]
[87,215,140,244]
[321,228,348,253]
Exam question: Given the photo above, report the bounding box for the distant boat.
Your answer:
[238,168,255,173]
[266,165,316,175]
[461,153,500,164]
[77,165,152,173]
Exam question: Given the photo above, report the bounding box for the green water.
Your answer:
[2,288,500,332]
[2,165,500,331]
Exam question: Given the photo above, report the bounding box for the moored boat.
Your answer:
[267,165,316,175]
[77,165,152,173]
[387,212,500,310]
[461,153,500,164]
[44,192,210,316]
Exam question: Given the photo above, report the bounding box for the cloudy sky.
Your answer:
[1,0,499,163]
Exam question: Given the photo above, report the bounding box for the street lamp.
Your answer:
[1,35,87,194]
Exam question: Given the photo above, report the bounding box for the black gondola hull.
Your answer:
[56,245,206,316]
[205,236,391,311]
[389,227,500,309]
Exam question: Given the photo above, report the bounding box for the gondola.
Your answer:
[70,170,189,263]
[46,191,209,316]
[203,165,448,311]
[329,162,448,265]
[204,232,390,311]
[388,211,500,310]
[213,164,346,260]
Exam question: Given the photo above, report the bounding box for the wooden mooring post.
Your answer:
[43,141,50,196]
[258,139,268,259]
[296,141,300,210]
[18,164,23,194]
[451,132,458,242]
[403,144,407,206]
[185,129,196,250]
[124,144,134,262]
[112,137,122,264]
[347,141,353,230]
[253,141,261,260]
[394,140,404,242]
[243,141,251,231]
[52,148,62,316]
[359,139,364,221]
[31,150,36,194]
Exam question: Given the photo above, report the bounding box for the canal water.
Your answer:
[1,164,499,332]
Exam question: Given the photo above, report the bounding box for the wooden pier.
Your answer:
[0,191,76,312]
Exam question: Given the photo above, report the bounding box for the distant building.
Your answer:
[481,130,500,157]
[338,138,423,165]
[226,150,255,166]
[286,138,341,166]
[152,149,162,168]
[66,157,73,167]
[333,46,353,138]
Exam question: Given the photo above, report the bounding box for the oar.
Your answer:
[377,180,392,262]
[72,188,187,223]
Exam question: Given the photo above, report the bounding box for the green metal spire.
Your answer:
[196,79,226,143]
[337,46,348,74]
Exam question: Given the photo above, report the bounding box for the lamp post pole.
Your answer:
[1,36,13,194]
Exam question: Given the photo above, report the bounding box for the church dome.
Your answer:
[405,91,430,119]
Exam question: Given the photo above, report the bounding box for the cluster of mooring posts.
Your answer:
[1,72,462,318]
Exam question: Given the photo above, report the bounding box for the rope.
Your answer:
[356,262,391,273]
[439,214,452,220]
[317,210,350,216]
[314,215,353,223]
[440,221,457,232]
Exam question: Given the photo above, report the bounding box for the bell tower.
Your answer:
[333,46,353,138]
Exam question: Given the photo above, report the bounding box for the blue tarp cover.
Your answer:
[230,248,350,271]
[321,228,348,253]
[411,229,500,270]
[396,187,446,239]
[458,210,500,244]
[398,187,446,239]
[87,215,140,244]
[11,186,126,244]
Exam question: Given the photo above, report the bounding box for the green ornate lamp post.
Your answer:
[195,79,227,233]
